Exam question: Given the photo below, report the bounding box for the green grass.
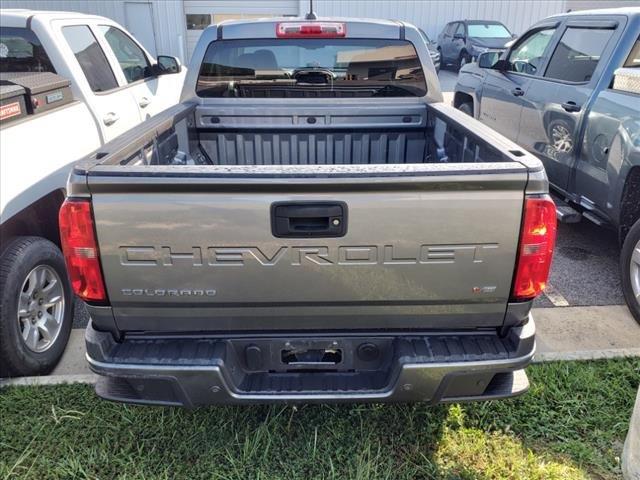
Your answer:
[1,358,638,480]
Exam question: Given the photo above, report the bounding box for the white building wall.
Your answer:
[3,0,572,65]
[309,0,567,39]
[566,0,638,10]
[1,0,187,63]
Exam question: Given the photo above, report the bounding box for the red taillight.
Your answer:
[59,199,107,303]
[276,22,346,38]
[510,196,557,302]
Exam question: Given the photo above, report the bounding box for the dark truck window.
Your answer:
[196,39,427,98]
[544,27,614,83]
[0,27,55,73]
[63,25,118,92]
[624,37,640,67]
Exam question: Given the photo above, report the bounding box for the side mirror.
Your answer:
[492,59,512,72]
[478,51,500,69]
[156,55,182,75]
[453,33,465,40]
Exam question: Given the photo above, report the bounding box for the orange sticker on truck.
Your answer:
[0,102,22,121]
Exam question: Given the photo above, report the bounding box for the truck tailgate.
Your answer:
[87,164,527,332]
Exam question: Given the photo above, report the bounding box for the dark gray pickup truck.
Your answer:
[454,7,640,323]
[60,17,556,407]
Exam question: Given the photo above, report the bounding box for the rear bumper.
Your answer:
[85,319,535,407]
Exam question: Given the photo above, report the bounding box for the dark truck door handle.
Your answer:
[511,87,525,97]
[561,101,581,113]
[271,202,347,238]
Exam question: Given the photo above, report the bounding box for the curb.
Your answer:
[533,348,640,363]
[0,374,97,387]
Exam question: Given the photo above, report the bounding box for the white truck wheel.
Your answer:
[0,237,73,377]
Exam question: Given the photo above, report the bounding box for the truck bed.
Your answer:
[115,101,512,167]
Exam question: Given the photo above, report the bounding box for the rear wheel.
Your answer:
[547,118,575,154]
[0,237,73,377]
[621,219,640,325]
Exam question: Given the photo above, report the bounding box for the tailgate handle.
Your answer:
[271,202,347,238]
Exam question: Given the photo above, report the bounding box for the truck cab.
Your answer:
[454,7,640,324]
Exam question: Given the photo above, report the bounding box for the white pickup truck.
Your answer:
[0,10,185,377]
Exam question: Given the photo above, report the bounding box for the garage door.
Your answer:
[184,0,299,61]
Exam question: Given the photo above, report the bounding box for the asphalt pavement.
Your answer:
[537,220,624,308]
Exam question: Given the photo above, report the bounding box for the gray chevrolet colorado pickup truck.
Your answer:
[61,17,556,407]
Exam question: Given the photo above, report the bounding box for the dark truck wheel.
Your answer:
[620,220,640,323]
[622,220,640,325]
[0,237,73,377]
[457,51,472,70]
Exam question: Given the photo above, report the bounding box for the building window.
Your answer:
[186,14,211,30]
[211,13,276,23]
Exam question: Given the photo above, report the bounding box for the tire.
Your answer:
[0,237,73,377]
[457,51,472,71]
[621,220,640,325]
[458,101,473,116]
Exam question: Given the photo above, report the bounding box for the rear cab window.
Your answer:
[0,27,55,73]
[611,36,640,95]
[623,36,639,68]
[62,25,118,92]
[196,38,427,98]
[544,27,615,83]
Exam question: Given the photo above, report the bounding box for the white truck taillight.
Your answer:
[276,22,346,38]
[59,198,107,303]
[510,196,557,302]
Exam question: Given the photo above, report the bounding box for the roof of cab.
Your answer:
[550,6,640,18]
[216,16,407,40]
[215,16,402,28]
[0,9,107,27]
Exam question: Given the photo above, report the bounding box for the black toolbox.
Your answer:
[0,72,73,126]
